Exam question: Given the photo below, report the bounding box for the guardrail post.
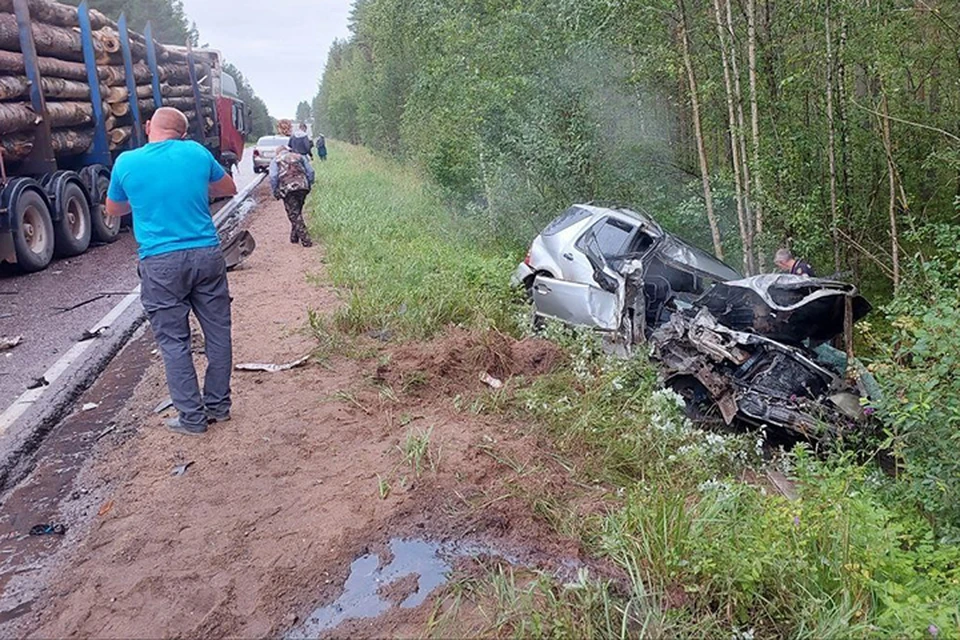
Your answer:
[144,22,163,110]
[13,0,58,174]
[117,14,144,148]
[76,0,111,166]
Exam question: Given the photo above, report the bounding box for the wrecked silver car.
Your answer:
[517,205,875,441]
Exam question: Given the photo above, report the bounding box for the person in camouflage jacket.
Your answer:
[269,146,316,247]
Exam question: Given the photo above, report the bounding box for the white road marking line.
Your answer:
[0,287,141,435]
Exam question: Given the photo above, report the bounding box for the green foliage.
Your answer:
[295,101,312,124]
[870,224,960,540]
[305,141,523,339]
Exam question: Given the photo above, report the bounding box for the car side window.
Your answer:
[592,218,635,260]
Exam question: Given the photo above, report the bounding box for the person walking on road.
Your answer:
[105,107,239,437]
[316,133,327,161]
[270,145,315,248]
[289,122,313,157]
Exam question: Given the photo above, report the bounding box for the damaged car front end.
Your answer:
[521,205,875,442]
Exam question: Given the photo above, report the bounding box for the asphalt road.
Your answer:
[0,153,259,414]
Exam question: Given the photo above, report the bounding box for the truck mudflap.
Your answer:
[0,230,14,264]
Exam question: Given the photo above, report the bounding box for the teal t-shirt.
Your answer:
[107,140,226,259]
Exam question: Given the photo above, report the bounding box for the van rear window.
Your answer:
[542,207,591,236]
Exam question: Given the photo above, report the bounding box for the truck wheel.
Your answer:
[53,181,92,257]
[12,189,55,273]
[90,173,120,244]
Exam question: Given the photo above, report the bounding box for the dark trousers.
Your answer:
[140,246,232,429]
[283,189,313,247]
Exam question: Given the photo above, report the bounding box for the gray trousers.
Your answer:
[140,246,232,429]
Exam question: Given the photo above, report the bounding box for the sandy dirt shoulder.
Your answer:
[12,187,587,639]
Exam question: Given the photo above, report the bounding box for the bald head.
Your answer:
[147,107,189,143]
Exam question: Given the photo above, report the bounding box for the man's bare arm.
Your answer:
[105,198,131,217]
[210,174,238,199]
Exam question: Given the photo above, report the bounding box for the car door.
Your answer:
[532,230,624,331]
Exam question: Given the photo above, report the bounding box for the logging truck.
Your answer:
[0,0,249,273]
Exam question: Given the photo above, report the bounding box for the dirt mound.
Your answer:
[382,328,563,397]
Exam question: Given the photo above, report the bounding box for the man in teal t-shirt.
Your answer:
[106,107,238,436]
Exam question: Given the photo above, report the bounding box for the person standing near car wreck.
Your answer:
[270,145,315,247]
[774,248,816,277]
[105,107,238,437]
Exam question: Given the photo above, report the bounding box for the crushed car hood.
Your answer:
[697,274,872,344]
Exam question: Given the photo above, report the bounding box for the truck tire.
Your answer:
[12,189,55,273]
[53,181,92,257]
[90,172,120,244]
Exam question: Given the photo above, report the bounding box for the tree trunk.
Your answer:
[1,126,93,160]
[825,0,841,274]
[678,0,724,259]
[0,47,101,81]
[136,84,154,99]
[0,101,36,132]
[103,85,127,104]
[45,100,95,127]
[162,83,196,98]
[0,13,103,63]
[109,125,131,146]
[109,101,129,117]
[158,64,190,84]
[724,0,755,273]
[837,17,852,273]
[101,62,152,87]
[0,0,109,30]
[746,0,764,270]
[713,0,750,273]
[0,75,92,101]
[879,90,900,291]
[92,28,120,55]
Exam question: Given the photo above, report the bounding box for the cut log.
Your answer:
[0,75,91,101]
[0,101,37,132]
[51,126,92,155]
[0,13,104,63]
[0,48,103,81]
[136,84,153,98]
[1,126,94,161]
[101,61,151,86]
[108,101,128,117]
[109,125,131,145]
[162,83,197,98]
[92,28,119,54]
[158,64,190,84]
[45,100,94,127]
[103,85,127,104]
[0,0,110,30]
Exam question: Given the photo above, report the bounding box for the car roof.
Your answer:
[573,204,662,235]
[256,136,287,144]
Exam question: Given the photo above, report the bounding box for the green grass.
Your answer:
[305,142,960,640]
[306,141,523,340]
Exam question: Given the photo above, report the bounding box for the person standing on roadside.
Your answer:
[316,133,327,161]
[289,122,313,157]
[270,145,315,248]
[105,107,238,437]
[774,248,817,277]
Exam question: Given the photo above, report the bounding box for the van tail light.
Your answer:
[524,252,532,267]
[253,149,260,157]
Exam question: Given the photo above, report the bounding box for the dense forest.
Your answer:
[61,0,273,140]
[314,0,960,552]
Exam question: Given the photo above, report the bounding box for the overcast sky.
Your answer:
[180,0,353,119]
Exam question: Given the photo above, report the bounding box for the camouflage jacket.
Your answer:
[270,150,314,198]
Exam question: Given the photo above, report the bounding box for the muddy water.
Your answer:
[289,539,452,638]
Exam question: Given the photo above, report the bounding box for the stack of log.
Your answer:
[0,0,215,163]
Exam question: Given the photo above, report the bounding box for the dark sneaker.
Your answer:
[290,235,299,244]
[205,411,232,424]
[165,417,207,437]
[301,240,314,248]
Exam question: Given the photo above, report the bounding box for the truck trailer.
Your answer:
[0,0,248,273]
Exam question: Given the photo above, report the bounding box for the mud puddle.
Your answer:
[288,536,577,638]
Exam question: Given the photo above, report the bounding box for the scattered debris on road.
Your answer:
[236,355,311,373]
[26,377,49,390]
[171,461,195,477]
[480,372,504,389]
[81,402,99,412]
[153,397,174,414]
[77,328,107,342]
[29,524,67,536]
[97,501,115,517]
[0,336,23,351]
